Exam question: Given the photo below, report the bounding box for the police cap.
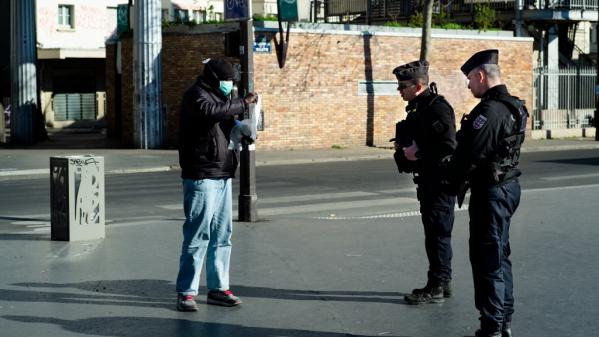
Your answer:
[393,60,429,81]
[460,49,498,75]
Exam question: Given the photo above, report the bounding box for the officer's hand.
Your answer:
[394,141,402,152]
[244,93,258,105]
[403,141,420,161]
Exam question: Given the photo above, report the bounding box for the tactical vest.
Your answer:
[489,96,529,183]
[391,88,453,175]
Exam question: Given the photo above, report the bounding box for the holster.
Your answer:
[456,180,469,208]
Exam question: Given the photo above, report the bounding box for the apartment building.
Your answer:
[162,0,313,23]
[35,0,128,128]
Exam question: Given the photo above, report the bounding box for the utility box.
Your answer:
[50,156,105,241]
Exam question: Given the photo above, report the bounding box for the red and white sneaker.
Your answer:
[207,289,242,307]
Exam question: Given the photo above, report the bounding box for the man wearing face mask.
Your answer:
[176,58,258,311]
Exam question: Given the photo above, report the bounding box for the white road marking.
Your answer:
[540,173,599,181]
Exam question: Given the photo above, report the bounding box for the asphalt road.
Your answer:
[0,149,598,337]
[1,149,598,227]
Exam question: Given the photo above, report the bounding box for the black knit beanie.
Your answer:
[204,58,235,81]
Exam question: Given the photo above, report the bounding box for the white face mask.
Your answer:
[219,80,233,96]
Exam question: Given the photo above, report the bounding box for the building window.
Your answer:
[213,12,222,21]
[161,9,170,22]
[175,9,189,22]
[192,10,205,23]
[58,5,74,28]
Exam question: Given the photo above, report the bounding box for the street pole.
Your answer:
[514,0,523,37]
[366,0,372,25]
[595,22,599,141]
[238,1,258,222]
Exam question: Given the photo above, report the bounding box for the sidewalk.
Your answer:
[1,132,598,178]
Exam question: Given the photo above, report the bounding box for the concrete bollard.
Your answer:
[50,155,105,241]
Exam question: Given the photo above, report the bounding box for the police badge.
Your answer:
[473,115,488,129]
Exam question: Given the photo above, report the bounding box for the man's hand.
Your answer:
[403,141,420,161]
[244,93,258,105]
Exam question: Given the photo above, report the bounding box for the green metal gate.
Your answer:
[53,93,97,121]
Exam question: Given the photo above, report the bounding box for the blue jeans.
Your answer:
[176,178,233,296]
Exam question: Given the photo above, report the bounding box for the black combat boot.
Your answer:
[411,280,452,298]
[405,284,445,304]
[502,321,512,337]
[475,329,502,337]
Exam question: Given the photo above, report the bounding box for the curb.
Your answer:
[255,154,391,166]
[0,144,597,178]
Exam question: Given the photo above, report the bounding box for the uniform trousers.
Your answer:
[468,178,521,332]
[416,178,456,284]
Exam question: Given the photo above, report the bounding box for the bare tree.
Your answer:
[420,0,434,61]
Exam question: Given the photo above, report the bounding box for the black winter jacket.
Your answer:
[406,89,457,179]
[178,76,247,179]
[450,85,523,186]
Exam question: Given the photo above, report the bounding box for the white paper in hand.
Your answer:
[248,95,261,141]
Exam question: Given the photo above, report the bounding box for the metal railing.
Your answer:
[533,66,596,129]
[325,0,368,16]
[542,0,598,10]
[323,0,598,22]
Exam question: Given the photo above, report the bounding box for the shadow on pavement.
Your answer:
[2,315,411,337]
[10,280,409,306]
[0,216,50,222]
[232,285,409,305]
[0,233,49,241]
[0,287,172,310]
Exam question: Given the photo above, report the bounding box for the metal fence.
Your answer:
[543,0,598,10]
[532,67,596,129]
[323,0,598,22]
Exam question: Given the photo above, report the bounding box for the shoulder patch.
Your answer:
[432,120,445,133]
[472,115,488,129]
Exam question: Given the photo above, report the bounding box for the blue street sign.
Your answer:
[224,0,249,21]
[254,41,272,53]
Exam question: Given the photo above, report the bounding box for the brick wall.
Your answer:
[107,26,533,149]
[161,31,236,146]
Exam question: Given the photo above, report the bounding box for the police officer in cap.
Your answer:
[391,60,457,304]
[450,50,528,337]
